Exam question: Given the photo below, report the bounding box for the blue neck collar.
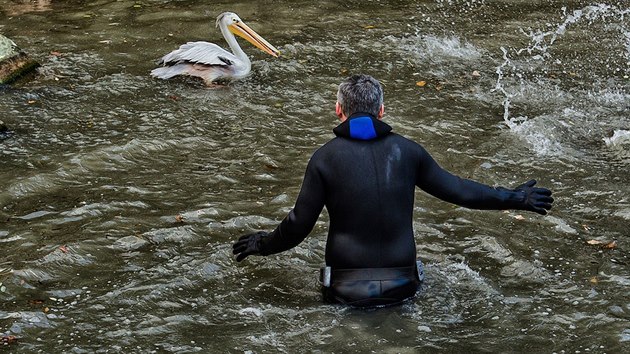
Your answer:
[333,113,392,140]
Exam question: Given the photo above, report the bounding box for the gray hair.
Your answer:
[336,74,383,118]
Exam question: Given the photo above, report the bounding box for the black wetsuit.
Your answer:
[257,113,529,307]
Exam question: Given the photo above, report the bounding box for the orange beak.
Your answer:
[228,21,280,57]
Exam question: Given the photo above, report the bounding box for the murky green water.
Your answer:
[1,0,629,352]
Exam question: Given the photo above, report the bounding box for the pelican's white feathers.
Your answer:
[158,41,236,67]
[151,12,279,85]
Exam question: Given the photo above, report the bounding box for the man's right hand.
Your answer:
[232,231,269,262]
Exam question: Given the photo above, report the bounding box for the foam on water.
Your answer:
[391,33,485,77]
[397,34,483,61]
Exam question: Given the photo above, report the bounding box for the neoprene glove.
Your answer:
[512,179,554,215]
[232,231,269,262]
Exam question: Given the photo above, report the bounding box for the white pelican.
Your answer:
[151,12,280,85]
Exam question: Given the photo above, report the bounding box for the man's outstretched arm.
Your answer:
[415,147,553,214]
[233,158,326,262]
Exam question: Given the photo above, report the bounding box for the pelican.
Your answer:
[151,12,280,85]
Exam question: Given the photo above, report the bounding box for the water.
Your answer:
[1,0,629,352]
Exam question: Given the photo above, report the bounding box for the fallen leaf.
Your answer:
[603,240,617,249]
[586,239,603,245]
[589,276,598,284]
[59,245,69,253]
[472,70,481,77]
[27,100,36,104]
[582,224,590,231]
[416,81,426,87]
[43,307,49,313]
[514,215,525,220]
[175,215,185,223]
[50,51,62,56]
[363,25,376,29]
[1,335,17,344]
[586,239,617,249]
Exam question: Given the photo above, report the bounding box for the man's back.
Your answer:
[312,133,421,269]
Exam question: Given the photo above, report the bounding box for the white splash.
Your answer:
[494,4,629,127]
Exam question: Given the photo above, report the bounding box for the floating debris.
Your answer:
[586,239,617,249]
[1,335,17,345]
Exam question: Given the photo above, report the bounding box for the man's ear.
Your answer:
[335,102,345,121]
[377,104,385,119]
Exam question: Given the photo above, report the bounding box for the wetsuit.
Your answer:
[256,113,533,307]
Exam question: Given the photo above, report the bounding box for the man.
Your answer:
[233,74,553,308]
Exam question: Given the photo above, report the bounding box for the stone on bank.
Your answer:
[0,34,39,84]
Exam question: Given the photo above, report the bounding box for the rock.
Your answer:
[0,119,11,140]
[0,34,39,84]
[0,210,10,223]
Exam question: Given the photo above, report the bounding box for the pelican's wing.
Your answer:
[157,41,238,67]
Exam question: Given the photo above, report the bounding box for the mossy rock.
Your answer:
[0,34,39,84]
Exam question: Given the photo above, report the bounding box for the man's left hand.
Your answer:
[515,179,554,215]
